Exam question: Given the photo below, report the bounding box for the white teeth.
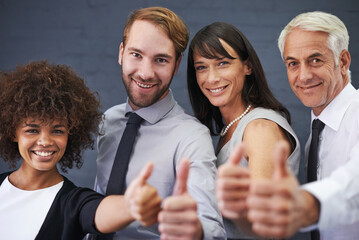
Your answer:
[209,87,224,93]
[136,81,152,88]
[34,151,54,157]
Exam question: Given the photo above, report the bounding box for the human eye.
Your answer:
[53,129,65,134]
[310,58,323,66]
[155,58,169,64]
[52,126,68,135]
[286,61,298,69]
[218,61,229,66]
[195,65,206,71]
[25,129,38,134]
[131,52,141,58]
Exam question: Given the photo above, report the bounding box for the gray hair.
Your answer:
[278,11,351,80]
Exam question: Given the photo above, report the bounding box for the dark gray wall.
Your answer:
[0,2,358,238]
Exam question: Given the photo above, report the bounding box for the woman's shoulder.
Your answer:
[244,118,287,146]
[246,107,285,121]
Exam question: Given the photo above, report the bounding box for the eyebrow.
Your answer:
[284,56,295,62]
[24,123,66,128]
[285,52,323,62]
[24,123,40,128]
[127,47,173,60]
[194,57,226,65]
[308,53,323,58]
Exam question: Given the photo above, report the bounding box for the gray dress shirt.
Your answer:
[94,90,226,239]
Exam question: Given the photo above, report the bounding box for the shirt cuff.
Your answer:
[301,177,343,230]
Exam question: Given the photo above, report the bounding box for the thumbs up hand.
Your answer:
[172,157,190,196]
[158,158,203,240]
[246,141,309,238]
[125,162,162,226]
[216,143,251,220]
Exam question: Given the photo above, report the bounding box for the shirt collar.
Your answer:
[125,89,176,124]
[312,83,357,131]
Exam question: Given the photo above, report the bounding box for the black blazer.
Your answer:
[0,171,106,240]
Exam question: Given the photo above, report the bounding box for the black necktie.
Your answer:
[307,119,325,183]
[307,119,325,240]
[106,112,143,195]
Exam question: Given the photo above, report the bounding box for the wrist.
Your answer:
[299,189,320,227]
[196,220,204,240]
[123,196,136,222]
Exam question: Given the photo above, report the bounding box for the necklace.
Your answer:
[220,104,252,137]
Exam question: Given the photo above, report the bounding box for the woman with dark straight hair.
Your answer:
[187,22,300,238]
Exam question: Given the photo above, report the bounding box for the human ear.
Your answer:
[118,42,124,65]
[244,60,253,75]
[173,55,182,75]
[339,49,351,76]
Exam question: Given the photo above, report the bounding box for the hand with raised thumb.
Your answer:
[273,141,291,180]
[158,158,203,240]
[246,141,303,238]
[216,143,251,220]
[172,157,190,196]
[125,162,162,226]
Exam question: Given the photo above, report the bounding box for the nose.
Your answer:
[37,132,53,147]
[137,59,155,81]
[207,66,220,84]
[298,64,313,83]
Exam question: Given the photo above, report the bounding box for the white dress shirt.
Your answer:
[302,83,359,240]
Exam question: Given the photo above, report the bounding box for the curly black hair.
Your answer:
[0,60,102,172]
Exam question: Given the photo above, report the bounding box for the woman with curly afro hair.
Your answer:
[0,61,162,240]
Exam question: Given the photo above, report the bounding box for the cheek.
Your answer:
[58,137,68,152]
[121,58,138,74]
[159,63,177,81]
[158,70,172,83]
[18,138,31,150]
[286,71,297,85]
[196,72,206,86]
[121,63,133,75]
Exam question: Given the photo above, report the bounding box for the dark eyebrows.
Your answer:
[24,123,40,128]
[23,123,66,129]
[194,56,226,65]
[53,125,67,129]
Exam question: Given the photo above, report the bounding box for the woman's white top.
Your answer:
[0,176,63,239]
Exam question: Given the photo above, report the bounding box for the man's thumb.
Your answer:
[228,143,245,166]
[172,158,190,196]
[273,141,290,180]
[138,161,154,186]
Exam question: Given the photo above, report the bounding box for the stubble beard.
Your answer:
[122,73,173,109]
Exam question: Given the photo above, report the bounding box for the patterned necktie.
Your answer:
[106,112,143,195]
[307,119,325,240]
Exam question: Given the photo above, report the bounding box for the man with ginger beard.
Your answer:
[91,6,225,240]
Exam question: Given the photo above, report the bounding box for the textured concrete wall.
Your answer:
[1,1,358,237]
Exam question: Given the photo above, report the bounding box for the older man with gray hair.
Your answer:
[223,11,359,240]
